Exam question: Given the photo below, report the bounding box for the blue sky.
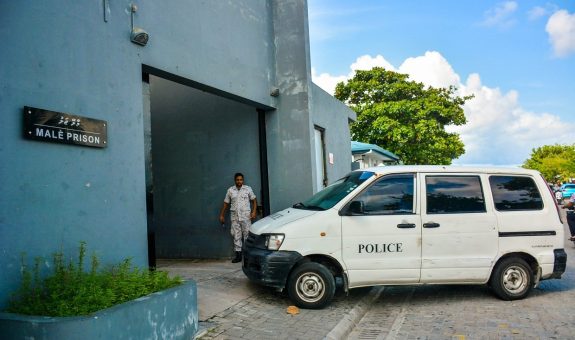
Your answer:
[308,0,575,165]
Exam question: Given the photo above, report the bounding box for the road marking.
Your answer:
[382,288,415,340]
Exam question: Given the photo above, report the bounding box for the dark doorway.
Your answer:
[142,68,270,262]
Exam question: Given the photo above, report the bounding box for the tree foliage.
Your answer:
[335,67,471,165]
[522,144,575,183]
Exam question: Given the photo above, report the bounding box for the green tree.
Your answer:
[522,144,575,183]
[335,67,471,165]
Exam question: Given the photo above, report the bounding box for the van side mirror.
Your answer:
[349,201,365,215]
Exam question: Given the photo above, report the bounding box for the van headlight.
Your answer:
[265,234,285,250]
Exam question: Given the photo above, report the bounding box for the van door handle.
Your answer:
[423,222,440,228]
[397,223,416,228]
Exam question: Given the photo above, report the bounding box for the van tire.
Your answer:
[490,257,533,300]
[287,262,335,309]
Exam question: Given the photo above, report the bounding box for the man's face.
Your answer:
[235,176,244,188]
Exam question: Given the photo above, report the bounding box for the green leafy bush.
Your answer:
[7,242,182,316]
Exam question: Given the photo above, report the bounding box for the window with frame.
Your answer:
[353,174,415,215]
[426,175,486,214]
[489,175,543,211]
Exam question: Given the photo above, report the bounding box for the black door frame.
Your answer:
[258,109,271,217]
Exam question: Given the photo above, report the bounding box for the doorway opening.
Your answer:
[142,67,271,262]
[314,125,327,193]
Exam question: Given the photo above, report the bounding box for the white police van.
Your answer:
[242,166,567,309]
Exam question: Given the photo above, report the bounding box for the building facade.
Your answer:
[0,0,355,307]
[351,141,401,169]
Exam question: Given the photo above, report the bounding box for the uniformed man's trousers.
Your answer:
[231,215,251,251]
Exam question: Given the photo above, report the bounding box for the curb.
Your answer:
[324,286,384,340]
[193,327,208,340]
[194,321,217,339]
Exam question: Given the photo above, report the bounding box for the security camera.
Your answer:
[131,27,149,46]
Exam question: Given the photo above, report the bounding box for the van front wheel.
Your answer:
[490,257,533,300]
[287,262,335,309]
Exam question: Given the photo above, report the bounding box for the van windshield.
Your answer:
[293,171,375,211]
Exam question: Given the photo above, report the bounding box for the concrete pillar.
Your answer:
[267,0,315,212]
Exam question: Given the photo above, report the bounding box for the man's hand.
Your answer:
[219,215,225,224]
[250,211,257,220]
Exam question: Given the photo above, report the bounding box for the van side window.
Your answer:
[354,174,415,215]
[426,176,486,214]
[489,175,543,211]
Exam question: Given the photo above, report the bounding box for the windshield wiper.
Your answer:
[293,202,325,210]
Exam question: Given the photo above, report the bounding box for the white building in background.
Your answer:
[351,141,401,169]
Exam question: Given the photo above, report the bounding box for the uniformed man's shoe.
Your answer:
[231,251,242,263]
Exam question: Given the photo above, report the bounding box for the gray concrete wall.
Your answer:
[0,1,150,308]
[266,0,316,211]
[0,0,354,306]
[141,0,277,108]
[0,0,277,307]
[149,76,261,258]
[310,84,356,184]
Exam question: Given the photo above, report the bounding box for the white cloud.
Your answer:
[527,4,559,21]
[480,1,518,28]
[311,54,395,94]
[546,9,575,57]
[528,6,547,20]
[311,68,348,95]
[451,74,573,164]
[350,55,395,72]
[398,51,460,88]
[312,52,575,165]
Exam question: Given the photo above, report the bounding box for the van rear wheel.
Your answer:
[490,257,533,300]
[287,262,335,309]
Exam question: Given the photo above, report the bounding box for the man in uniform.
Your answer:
[565,192,575,241]
[219,173,257,263]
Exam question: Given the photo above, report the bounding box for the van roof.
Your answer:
[360,165,541,176]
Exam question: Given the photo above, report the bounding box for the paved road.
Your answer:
[347,215,575,340]
[199,284,370,339]
[158,259,371,339]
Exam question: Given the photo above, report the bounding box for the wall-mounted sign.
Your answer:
[23,106,107,148]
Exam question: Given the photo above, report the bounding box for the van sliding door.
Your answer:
[419,173,498,283]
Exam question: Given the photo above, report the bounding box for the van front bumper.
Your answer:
[242,247,302,289]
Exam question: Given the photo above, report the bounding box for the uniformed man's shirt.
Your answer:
[224,185,256,219]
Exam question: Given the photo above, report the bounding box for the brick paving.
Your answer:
[348,277,575,340]
[200,286,370,339]
[348,217,575,340]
